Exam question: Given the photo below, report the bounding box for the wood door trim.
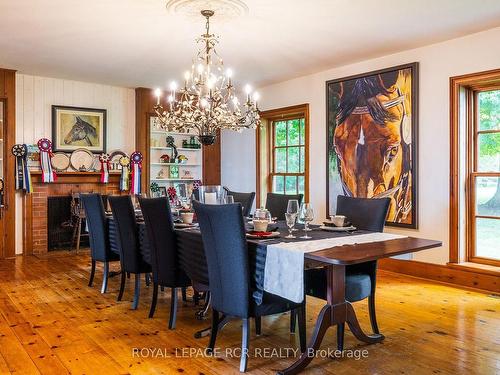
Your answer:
[0,69,16,258]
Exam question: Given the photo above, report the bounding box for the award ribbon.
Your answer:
[99,153,110,183]
[37,139,56,183]
[12,144,33,192]
[130,152,142,195]
[119,156,130,191]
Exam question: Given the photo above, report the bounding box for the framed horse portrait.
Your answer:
[326,62,418,228]
[52,105,107,153]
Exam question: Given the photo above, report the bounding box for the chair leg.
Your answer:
[168,288,178,329]
[240,318,250,373]
[290,309,297,333]
[337,323,345,351]
[88,259,96,287]
[75,217,82,253]
[297,305,306,353]
[368,294,380,334]
[145,273,150,287]
[132,273,140,310]
[117,271,126,301]
[207,309,220,353]
[149,283,159,318]
[255,316,261,336]
[181,287,187,302]
[100,261,109,294]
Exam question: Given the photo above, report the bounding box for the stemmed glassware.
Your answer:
[299,203,314,239]
[287,199,300,231]
[285,212,297,238]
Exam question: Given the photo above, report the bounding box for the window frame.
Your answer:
[450,69,500,268]
[256,104,309,207]
[269,116,306,195]
[467,90,500,266]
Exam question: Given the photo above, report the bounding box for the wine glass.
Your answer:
[300,203,314,239]
[287,199,300,231]
[225,195,234,204]
[285,213,297,239]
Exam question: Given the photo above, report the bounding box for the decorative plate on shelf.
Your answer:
[51,152,70,172]
[69,148,95,171]
[109,150,128,170]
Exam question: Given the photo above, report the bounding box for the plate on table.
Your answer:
[246,231,280,239]
[174,222,199,228]
[319,225,356,232]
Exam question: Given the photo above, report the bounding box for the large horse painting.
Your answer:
[52,105,107,153]
[326,63,418,228]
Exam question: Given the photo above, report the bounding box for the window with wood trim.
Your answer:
[270,117,306,195]
[450,69,500,268]
[469,89,500,265]
[256,104,309,207]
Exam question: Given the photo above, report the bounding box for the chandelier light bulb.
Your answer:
[226,68,233,78]
[168,95,174,102]
[244,84,252,95]
[197,64,204,74]
[184,71,190,80]
[170,81,178,91]
[253,92,260,102]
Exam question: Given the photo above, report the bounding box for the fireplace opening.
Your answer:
[47,196,88,251]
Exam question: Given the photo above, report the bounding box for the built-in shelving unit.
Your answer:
[149,116,202,197]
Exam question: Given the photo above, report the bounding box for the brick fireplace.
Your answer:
[24,172,125,255]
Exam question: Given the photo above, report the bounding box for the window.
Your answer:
[256,104,309,207]
[270,118,306,195]
[450,70,500,268]
[469,90,500,264]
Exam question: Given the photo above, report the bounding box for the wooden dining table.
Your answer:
[276,236,441,375]
[107,216,441,374]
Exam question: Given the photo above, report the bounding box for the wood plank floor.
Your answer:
[0,251,498,375]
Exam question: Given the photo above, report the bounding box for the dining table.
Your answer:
[107,215,442,375]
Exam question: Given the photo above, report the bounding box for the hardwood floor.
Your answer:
[0,251,498,375]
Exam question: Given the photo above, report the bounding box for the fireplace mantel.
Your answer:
[24,172,126,255]
[30,171,121,184]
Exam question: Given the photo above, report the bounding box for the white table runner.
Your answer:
[263,233,407,303]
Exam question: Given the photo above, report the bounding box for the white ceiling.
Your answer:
[1,0,500,89]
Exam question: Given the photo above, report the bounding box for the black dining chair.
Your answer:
[139,197,192,329]
[109,195,152,310]
[193,201,306,372]
[223,186,256,217]
[265,192,303,220]
[80,194,121,293]
[302,195,390,350]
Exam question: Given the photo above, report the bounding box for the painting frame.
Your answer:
[326,62,419,229]
[52,105,107,153]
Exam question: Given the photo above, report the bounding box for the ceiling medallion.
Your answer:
[153,8,260,146]
[165,0,249,20]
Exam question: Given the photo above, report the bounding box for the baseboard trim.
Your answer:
[378,258,500,293]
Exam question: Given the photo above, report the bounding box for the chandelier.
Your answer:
[153,9,261,146]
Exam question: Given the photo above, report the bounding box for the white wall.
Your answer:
[221,26,500,265]
[15,74,135,254]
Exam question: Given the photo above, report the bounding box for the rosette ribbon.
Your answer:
[37,139,56,183]
[12,144,33,192]
[119,156,130,191]
[130,151,142,195]
[99,153,110,183]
